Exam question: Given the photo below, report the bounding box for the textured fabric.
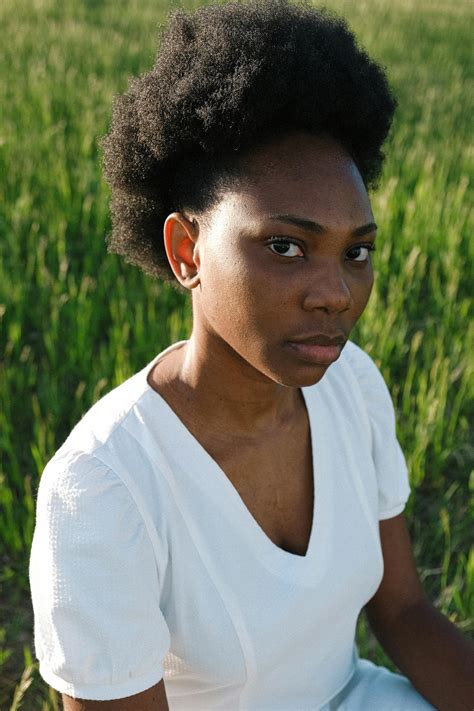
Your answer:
[29,339,419,708]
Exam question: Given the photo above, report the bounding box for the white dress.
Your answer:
[29,340,435,709]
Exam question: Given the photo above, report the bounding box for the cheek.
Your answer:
[198,247,253,328]
[198,246,284,338]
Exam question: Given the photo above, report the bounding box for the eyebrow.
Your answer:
[268,214,378,238]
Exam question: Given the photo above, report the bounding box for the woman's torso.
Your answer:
[123,340,383,708]
[147,349,315,557]
[36,339,386,709]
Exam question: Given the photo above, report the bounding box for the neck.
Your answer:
[159,326,303,437]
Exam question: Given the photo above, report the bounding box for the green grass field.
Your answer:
[1,0,473,707]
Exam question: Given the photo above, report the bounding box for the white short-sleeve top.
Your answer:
[29,339,411,708]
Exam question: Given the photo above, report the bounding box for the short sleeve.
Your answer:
[29,450,171,701]
[344,342,411,520]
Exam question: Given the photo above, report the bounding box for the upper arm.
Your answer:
[62,678,169,710]
[343,342,411,520]
[365,512,428,629]
[29,454,171,701]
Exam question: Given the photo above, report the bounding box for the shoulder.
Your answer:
[38,449,112,500]
[340,339,386,387]
[55,368,150,458]
[339,343,411,519]
[32,445,171,596]
[35,450,141,544]
[339,340,395,409]
[36,371,172,560]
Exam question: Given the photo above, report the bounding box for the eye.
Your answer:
[345,244,376,262]
[267,237,304,258]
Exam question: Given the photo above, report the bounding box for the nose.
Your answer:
[301,262,352,314]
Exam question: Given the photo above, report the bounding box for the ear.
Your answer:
[163,212,201,290]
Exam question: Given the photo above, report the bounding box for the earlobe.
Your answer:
[163,213,201,290]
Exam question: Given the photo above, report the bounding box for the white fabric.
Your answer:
[322,659,435,710]
[29,339,430,709]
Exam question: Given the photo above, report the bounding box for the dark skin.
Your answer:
[63,132,474,710]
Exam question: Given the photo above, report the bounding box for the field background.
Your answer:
[1,0,473,708]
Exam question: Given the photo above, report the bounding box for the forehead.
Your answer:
[212,131,373,229]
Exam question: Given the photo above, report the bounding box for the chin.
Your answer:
[269,362,331,389]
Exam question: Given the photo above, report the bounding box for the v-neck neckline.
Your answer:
[140,340,333,582]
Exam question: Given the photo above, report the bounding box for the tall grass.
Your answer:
[1,0,472,707]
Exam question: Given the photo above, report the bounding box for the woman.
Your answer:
[29,1,474,709]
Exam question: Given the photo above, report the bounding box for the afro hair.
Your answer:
[101,0,397,286]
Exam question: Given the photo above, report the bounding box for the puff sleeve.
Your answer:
[29,450,171,701]
[344,342,411,520]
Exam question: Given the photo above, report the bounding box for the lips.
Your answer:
[288,333,346,346]
[286,333,346,364]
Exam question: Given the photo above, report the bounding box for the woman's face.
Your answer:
[189,131,376,388]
